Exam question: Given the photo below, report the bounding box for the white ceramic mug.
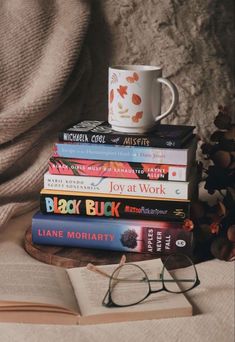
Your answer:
[108,65,178,133]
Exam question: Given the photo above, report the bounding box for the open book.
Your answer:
[0,258,192,325]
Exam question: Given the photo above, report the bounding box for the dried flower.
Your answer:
[196,105,235,261]
[182,219,194,232]
[210,222,220,234]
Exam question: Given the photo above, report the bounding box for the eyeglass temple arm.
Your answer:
[86,254,126,279]
[86,264,111,278]
[149,278,196,283]
[86,255,126,307]
[102,255,127,307]
[148,270,197,283]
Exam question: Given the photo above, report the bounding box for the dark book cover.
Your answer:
[58,120,195,148]
[32,212,193,255]
[40,189,190,221]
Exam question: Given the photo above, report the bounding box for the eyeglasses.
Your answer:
[87,253,200,308]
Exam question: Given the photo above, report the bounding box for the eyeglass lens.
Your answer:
[109,254,197,306]
[110,264,150,306]
[163,254,197,293]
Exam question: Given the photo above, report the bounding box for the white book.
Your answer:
[44,173,197,200]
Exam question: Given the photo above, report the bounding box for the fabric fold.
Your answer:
[0,0,91,228]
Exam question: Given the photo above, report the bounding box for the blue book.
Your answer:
[32,212,193,254]
[53,136,197,165]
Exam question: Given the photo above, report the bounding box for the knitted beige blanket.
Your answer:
[0,0,91,228]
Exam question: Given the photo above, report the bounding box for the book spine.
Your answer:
[40,191,190,221]
[53,143,190,165]
[32,214,193,254]
[43,173,190,200]
[58,131,185,148]
[49,158,188,181]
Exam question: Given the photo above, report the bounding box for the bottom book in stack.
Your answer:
[31,212,193,255]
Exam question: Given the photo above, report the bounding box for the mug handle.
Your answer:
[155,77,179,122]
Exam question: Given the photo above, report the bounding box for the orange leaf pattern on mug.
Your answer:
[132,111,143,123]
[126,72,139,83]
[132,116,138,123]
[126,77,134,83]
[133,72,139,81]
[132,93,142,105]
[136,111,143,119]
[117,85,128,98]
[109,89,114,103]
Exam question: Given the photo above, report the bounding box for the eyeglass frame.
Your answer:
[87,253,200,308]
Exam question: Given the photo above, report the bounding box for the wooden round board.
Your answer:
[24,227,159,268]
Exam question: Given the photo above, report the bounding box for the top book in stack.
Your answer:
[58,120,195,148]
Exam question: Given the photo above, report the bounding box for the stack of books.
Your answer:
[32,120,198,256]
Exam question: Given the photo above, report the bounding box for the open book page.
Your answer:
[0,264,79,313]
[67,258,192,318]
